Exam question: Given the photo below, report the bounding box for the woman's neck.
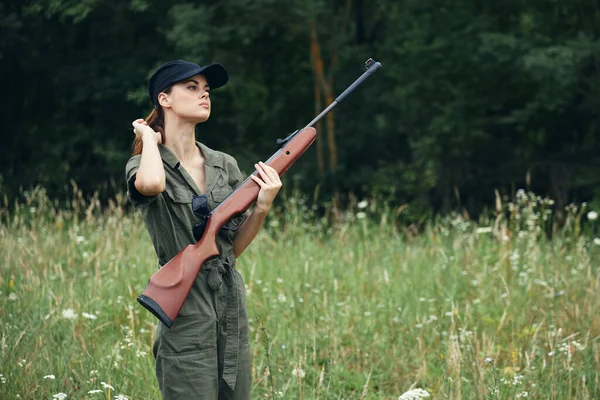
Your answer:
[162,118,200,164]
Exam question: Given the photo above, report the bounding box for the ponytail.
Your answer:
[131,85,172,156]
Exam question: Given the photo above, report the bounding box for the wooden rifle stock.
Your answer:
[137,127,317,327]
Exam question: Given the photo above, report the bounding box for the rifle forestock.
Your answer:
[137,127,317,328]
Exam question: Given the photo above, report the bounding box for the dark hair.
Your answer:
[131,85,173,156]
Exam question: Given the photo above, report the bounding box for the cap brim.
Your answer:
[177,63,229,90]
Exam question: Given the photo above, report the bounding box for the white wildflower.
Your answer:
[18,359,26,367]
[587,211,598,221]
[593,238,600,246]
[135,350,148,357]
[476,227,492,234]
[276,278,284,283]
[516,391,529,398]
[485,357,493,364]
[398,388,430,399]
[8,293,18,301]
[292,366,305,378]
[100,382,114,390]
[357,200,368,209]
[62,309,78,320]
[114,395,129,400]
[44,374,56,380]
[277,293,286,303]
[571,340,585,351]
[82,312,97,320]
[53,393,67,400]
[88,389,103,394]
[356,212,366,219]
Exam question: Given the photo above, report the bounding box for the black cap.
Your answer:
[148,60,229,107]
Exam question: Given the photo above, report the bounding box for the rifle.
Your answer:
[137,58,383,328]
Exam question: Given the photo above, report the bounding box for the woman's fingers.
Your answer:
[254,162,281,187]
[254,163,273,185]
[250,174,266,187]
[258,162,280,184]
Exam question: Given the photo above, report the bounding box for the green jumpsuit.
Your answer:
[125,142,251,400]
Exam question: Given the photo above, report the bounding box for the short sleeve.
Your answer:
[125,155,158,207]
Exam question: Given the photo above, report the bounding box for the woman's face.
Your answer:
[160,74,211,123]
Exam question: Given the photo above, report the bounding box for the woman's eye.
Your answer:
[188,85,197,90]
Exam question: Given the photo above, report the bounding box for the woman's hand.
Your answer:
[250,161,282,213]
[132,119,162,144]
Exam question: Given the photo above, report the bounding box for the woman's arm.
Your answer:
[132,119,165,196]
[232,161,282,257]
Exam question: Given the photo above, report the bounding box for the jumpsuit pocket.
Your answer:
[164,187,192,204]
[210,188,230,205]
[155,313,219,398]
[158,348,219,399]
[158,312,217,355]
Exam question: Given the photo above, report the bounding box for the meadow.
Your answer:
[1,186,598,399]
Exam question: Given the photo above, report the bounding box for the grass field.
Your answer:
[1,187,599,399]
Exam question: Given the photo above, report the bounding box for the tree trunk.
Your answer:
[314,72,324,176]
[309,21,337,173]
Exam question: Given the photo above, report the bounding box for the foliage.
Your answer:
[1,0,599,219]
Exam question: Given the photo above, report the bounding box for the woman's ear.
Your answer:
[158,92,171,108]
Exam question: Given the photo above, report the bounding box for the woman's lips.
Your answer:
[200,103,210,109]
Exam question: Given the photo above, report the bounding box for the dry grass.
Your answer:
[0,186,599,399]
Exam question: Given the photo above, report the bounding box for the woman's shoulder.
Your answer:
[197,142,239,168]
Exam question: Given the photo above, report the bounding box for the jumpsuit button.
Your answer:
[219,295,226,302]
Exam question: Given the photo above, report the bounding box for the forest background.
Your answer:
[1,0,600,220]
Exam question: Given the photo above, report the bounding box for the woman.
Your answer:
[125,59,280,400]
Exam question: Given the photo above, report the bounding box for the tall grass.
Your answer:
[0,186,598,399]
